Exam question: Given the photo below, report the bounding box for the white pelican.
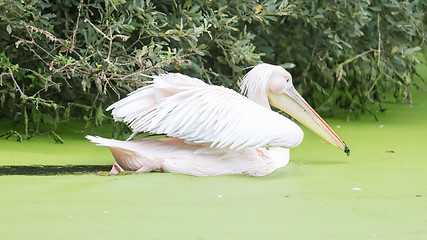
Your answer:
[87,64,349,176]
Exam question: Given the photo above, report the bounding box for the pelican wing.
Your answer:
[108,73,303,150]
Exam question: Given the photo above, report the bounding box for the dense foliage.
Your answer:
[0,0,425,140]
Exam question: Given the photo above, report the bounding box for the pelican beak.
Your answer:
[268,86,350,155]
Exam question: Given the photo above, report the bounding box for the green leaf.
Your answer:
[282,63,296,69]
[165,29,180,35]
[6,25,12,34]
[391,46,399,54]
[369,6,381,12]
[404,47,421,55]
[184,0,192,9]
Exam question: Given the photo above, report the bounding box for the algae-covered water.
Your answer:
[1,65,426,239]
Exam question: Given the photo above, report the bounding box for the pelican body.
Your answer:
[87,64,349,176]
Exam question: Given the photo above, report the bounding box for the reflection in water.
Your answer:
[0,165,112,176]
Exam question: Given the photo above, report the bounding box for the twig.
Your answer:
[305,40,317,74]
[20,21,59,42]
[70,0,84,52]
[105,80,120,98]
[366,77,379,103]
[18,67,60,90]
[144,53,196,73]
[9,69,24,95]
[336,49,375,82]
[377,13,381,67]
[108,0,118,11]
[84,19,109,39]
[0,72,10,85]
[14,37,50,66]
[84,19,129,63]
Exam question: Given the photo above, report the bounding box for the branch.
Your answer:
[83,19,129,63]
[336,49,376,82]
[377,13,382,67]
[70,0,84,52]
[9,69,24,95]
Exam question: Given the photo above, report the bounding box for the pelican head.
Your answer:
[241,64,350,155]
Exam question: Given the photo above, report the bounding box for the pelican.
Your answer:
[87,64,349,176]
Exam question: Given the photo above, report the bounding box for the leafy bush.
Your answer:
[0,0,425,140]
[262,0,426,118]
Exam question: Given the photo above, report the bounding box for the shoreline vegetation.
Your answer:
[0,1,425,141]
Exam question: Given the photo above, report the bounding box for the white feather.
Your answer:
[86,135,289,177]
[107,73,303,150]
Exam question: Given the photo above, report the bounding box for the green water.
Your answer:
[1,65,426,239]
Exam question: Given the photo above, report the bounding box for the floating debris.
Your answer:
[379,124,384,128]
[217,195,223,198]
[386,150,395,153]
[336,125,341,129]
[352,187,362,191]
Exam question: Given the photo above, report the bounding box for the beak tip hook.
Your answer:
[344,143,350,156]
